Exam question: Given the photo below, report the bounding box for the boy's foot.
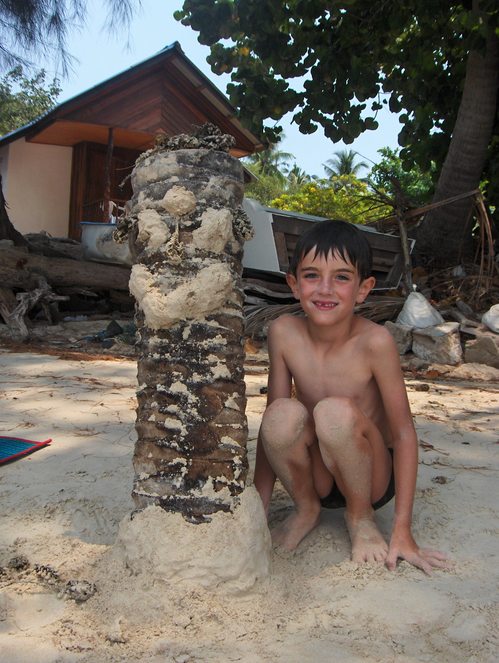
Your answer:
[345,512,388,563]
[271,506,321,551]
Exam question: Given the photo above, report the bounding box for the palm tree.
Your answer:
[247,143,295,179]
[287,164,311,188]
[323,149,369,178]
[0,1,138,74]
[129,128,250,522]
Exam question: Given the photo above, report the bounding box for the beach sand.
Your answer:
[0,345,497,663]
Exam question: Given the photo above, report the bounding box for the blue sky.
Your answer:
[41,0,401,177]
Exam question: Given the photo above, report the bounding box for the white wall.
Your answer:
[1,138,72,236]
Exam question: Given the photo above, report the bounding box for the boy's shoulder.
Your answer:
[350,318,402,372]
[353,315,396,347]
[269,314,304,335]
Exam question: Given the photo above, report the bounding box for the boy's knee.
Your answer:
[261,398,309,449]
[313,397,359,441]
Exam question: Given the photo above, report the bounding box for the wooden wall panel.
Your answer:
[69,142,139,238]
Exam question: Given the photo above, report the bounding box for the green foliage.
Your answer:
[176,1,498,179]
[271,176,390,224]
[0,66,61,136]
[244,162,288,206]
[369,148,435,207]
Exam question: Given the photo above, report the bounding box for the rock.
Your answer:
[449,362,499,381]
[64,579,97,602]
[396,292,444,328]
[104,319,124,338]
[455,299,475,318]
[464,333,499,369]
[106,617,128,644]
[400,354,430,372]
[8,555,29,570]
[412,322,463,365]
[385,320,413,354]
[425,364,453,377]
[481,304,499,333]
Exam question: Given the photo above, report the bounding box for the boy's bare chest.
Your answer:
[284,338,374,402]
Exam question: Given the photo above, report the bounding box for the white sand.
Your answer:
[0,347,498,663]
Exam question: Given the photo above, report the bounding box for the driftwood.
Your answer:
[0,245,131,291]
[0,276,69,340]
[23,233,84,260]
[0,238,133,340]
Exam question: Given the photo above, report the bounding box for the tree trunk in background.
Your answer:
[417,29,499,266]
[0,175,29,247]
[127,126,254,523]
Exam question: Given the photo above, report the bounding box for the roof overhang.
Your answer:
[25,120,153,151]
[0,42,264,158]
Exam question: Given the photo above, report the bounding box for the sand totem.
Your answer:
[124,125,254,523]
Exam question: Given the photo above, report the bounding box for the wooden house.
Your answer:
[0,42,263,239]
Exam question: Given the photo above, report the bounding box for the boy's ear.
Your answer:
[356,276,376,304]
[286,273,300,300]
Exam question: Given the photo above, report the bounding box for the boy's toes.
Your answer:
[374,548,388,563]
[351,543,387,564]
[346,513,388,565]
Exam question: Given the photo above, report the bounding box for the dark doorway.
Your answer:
[68,142,140,239]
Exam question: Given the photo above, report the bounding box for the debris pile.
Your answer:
[386,291,498,371]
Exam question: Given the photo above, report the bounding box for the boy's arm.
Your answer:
[370,328,449,574]
[253,318,293,515]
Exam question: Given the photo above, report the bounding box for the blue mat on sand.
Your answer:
[0,436,52,465]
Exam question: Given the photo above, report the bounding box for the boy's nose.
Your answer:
[318,278,333,294]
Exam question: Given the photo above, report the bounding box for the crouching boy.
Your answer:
[254,219,447,573]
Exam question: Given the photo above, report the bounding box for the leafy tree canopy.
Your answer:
[0,66,61,136]
[270,176,390,224]
[369,148,435,208]
[176,1,497,176]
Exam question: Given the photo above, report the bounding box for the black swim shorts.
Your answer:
[320,448,395,510]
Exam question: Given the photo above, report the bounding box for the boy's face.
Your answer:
[286,248,375,325]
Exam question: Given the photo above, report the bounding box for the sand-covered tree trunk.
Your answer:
[116,126,270,591]
[125,125,254,523]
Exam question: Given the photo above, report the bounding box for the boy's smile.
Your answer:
[286,248,375,325]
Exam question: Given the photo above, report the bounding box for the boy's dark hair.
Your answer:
[288,219,373,281]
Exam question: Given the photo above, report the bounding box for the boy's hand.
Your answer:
[386,529,450,575]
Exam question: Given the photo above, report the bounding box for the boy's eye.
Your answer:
[336,274,351,281]
[303,272,318,279]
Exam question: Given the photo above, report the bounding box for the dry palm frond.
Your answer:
[245,302,303,337]
[355,296,405,322]
[244,296,404,337]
